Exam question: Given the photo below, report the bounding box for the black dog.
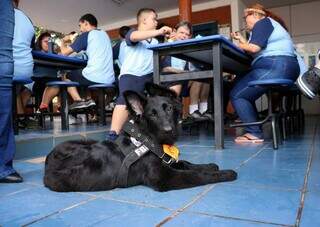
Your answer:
[44,83,237,192]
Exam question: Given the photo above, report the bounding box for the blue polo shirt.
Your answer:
[119,28,158,77]
[70,29,115,84]
[249,17,295,65]
[113,40,128,68]
[162,56,187,71]
[13,9,34,81]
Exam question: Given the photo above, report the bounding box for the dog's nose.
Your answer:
[163,126,172,132]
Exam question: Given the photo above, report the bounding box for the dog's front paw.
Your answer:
[218,170,237,182]
[208,163,219,171]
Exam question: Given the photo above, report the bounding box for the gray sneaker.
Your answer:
[190,110,207,121]
[297,67,320,99]
[202,111,214,121]
[85,99,96,108]
[69,100,88,110]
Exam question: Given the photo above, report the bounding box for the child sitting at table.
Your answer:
[108,8,172,140]
[161,21,212,121]
[34,32,91,112]
[12,0,35,124]
[59,13,115,110]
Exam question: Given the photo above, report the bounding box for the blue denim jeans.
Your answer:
[230,56,300,138]
[0,0,16,178]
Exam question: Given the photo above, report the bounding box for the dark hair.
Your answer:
[175,21,193,35]
[12,0,19,7]
[248,3,288,31]
[137,8,156,21]
[35,32,51,50]
[119,26,130,39]
[79,14,98,27]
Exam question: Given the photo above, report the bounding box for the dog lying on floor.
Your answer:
[44,83,237,192]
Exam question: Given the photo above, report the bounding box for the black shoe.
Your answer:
[297,67,320,99]
[0,172,23,183]
[69,100,88,110]
[190,110,207,121]
[85,99,96,108]
[202,110,214,121]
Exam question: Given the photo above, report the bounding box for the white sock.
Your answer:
[189,104,198,114]
[199,102,208,114]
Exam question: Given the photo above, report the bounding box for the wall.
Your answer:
[103,0,246,39]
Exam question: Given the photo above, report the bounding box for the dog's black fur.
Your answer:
[44,83,237,192]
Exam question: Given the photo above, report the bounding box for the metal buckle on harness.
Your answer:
[161,153,173,165]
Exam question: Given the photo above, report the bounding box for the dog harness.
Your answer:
[115,120,179,186]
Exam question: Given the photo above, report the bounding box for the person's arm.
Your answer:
[162,67,186,74]
[128,26,172,43]
[60,41,74,56]
[231,32,261,54]
[234,18,274,54]
[60,32,89,56]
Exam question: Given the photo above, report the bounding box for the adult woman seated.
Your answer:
[34,32,90,112]
[230,3,300,143]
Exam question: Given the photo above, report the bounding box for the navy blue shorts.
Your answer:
[68,69,98,86]
[116,74,153,105]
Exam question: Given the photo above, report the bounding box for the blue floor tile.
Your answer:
[188,184,301,225]
[85,185,207,210]
[165,212,274,227]
[0,187,91,226]
[28,198,171,227]
[300,192,320,227]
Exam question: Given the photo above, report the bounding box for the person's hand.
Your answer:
[167,30,176,42]
[62,35,72,42]
[231,32,246,43]
[158,26,172,36]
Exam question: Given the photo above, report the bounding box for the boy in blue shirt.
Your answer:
[108,8,172,140]
[59,13,115,110]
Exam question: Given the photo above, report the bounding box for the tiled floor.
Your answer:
[1,117,319,227]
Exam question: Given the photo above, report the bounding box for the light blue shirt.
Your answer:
[250,17,295,65]
[71,30,115,84]
[120,29,158,77]
[13,9,34,81]
[117,40,128,68]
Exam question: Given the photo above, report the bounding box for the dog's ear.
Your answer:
[145,83,177,99]
[123,91,147,116]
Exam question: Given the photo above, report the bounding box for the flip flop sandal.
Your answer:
[234,134,264,144]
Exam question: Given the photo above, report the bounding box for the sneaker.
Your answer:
[202,110,214,121]
[69,100,88,110]
[85,99,96,108]
[297,67,320,99]
[38,103,49,113]
[190,110,207,121]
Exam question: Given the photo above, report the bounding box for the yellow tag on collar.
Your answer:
[162,144,179,160]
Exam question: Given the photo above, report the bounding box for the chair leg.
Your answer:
[49,102,54,122]
[60,87,69,130]
[271,115,278,150]
[98,89,106,125]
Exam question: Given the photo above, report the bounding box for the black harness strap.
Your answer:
[115,120,176,186]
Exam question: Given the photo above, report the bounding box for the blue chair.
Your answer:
[46,81,80,130]
[88,83,117,125]
[12,77,33,135]
[230,79,294,149]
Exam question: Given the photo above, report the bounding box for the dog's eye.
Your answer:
[150,109,157,117]
[166,105,173,112]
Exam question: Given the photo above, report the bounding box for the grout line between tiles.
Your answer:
[186,210,294,227]
[22,197,97,226]
[295,123,318,227]
[156,144,269,226]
